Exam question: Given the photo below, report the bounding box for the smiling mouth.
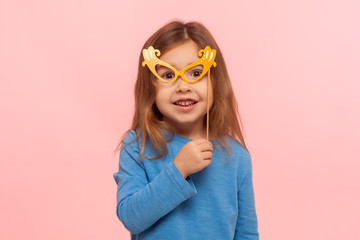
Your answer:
[173,100,198,106]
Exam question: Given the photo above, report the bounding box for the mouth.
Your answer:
[172,100,198,106]
[172,100,198,111]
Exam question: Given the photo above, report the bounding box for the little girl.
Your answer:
[113,20,259,240]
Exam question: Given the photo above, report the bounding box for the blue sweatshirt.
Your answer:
[113,130,259,240]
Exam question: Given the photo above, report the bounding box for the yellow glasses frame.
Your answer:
[142,46,217,83]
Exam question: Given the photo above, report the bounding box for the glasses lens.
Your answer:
[156,65,176,82]
[184,65,204,83]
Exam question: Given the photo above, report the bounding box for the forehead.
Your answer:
[159,41,201,69]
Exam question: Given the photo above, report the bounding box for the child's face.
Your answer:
[154,40,214,133]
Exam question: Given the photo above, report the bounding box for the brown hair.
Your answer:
[114,20,250,162]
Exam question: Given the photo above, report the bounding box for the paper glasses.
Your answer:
[142,46,217,83]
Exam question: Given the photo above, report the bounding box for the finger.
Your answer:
[193,139,210,145]
[202,151,213,160]
[196,139,212,146]
[198,142,213,152]
[203,159,212,168]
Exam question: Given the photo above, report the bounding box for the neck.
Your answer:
[170,124,208,140]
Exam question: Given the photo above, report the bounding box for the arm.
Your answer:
[233,155,259,240]
[113,133,197,234]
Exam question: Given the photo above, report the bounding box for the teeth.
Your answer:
[175,101,195,106]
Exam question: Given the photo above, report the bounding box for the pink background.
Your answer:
[1,0,359,239]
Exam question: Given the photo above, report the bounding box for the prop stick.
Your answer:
[207,69,210,141]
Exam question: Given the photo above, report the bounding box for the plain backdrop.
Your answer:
[1,0,359,239]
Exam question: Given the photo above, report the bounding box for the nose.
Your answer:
[175,77,193,93]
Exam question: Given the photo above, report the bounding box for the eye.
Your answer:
[161,72,175,79]
[191,69,203,77]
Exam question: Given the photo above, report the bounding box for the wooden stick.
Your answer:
[206,69,210,141]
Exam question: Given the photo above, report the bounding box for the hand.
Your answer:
[173,139,213,179]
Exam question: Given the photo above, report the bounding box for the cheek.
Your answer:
[155,87,170,106]
[154,93,162,108]
[200,79,214,107]
[210,85,215,107]
[199,78,213,96]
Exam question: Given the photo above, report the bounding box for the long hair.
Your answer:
[114,20,250,162]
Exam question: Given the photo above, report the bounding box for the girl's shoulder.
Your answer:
[223,135,251,161]
[223,134,248,152]
[123,129,137,143]
[120,129,142,151]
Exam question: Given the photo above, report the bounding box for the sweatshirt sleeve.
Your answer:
[113,132,197,234]
[233,153,259,240]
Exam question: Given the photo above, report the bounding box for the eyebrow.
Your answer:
[156,60,200,71]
